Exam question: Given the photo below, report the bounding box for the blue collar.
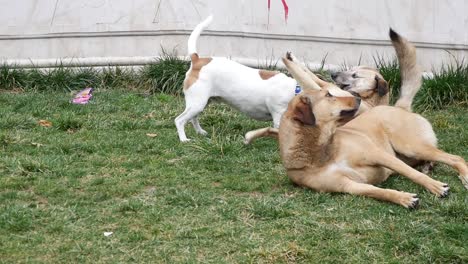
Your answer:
[295,84,302,95]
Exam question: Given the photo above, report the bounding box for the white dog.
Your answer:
[175,15,300,142]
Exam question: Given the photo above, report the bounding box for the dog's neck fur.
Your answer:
[365,93,389,108]
[280,120,337,170]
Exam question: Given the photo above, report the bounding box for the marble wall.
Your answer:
[1,0,467,70]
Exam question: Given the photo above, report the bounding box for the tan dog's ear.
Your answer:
[375,75,389,97]
[293,96,316,126]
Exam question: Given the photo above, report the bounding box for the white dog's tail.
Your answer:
[187,15,213,56]
[390,28,422,112]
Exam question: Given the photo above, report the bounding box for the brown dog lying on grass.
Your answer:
[277,30,468,208]
[245,29,433,174]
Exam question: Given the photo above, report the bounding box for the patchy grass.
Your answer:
[0,89,467,263]
[375,57,468,110]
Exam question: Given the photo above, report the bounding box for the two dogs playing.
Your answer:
[175,15,388,143]
[175,16,467,207]
[279,30,468,208]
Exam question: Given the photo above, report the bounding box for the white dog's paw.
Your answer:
[197,130,208,136]
[180,138,191,143]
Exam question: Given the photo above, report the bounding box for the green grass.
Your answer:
[0,88,467,263]
[0,49,190,95]
[2,53,467,110]
[374,57,468,110]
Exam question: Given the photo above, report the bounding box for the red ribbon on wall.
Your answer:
[281,0,289,22]
[267,0,289,27]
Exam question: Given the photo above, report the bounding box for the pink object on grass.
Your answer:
[72,87,93,104]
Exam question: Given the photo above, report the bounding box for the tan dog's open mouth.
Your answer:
[339,84,351,90]
[339,98,361,121]
[340,108,358,117]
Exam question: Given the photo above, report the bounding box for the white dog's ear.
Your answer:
[282,57,321,91]
[293,96,316,126]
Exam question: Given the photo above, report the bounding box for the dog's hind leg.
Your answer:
[372,152,450,197]
[175,107,192,142]
[190,116,208,136]
[298,172,419,208]
[175,88,209,142]
[389,124,468,189]
[405,145,468,189]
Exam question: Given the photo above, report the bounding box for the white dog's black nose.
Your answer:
[331,72,338,79]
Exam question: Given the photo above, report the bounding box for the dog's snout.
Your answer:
[331,72,338,80]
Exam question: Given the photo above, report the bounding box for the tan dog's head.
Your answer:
[289,88,361,127]
[282,53,361,126]
[331,66,389,100]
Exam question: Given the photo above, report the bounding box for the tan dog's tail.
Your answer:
[390,28,422,112]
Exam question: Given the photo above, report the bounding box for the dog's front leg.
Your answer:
[298,172,419,208]
[341,178,420,208]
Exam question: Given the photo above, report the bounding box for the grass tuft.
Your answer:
[418,60,468,110]
[100,67,139,90]
[140,48,189,95]
[0,64,28,90]
[375,55,468,110]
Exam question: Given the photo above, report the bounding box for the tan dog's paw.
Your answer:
[285,51,298,62]
[243,131,255,145]
[399,192,419,209]
[426,180,450,198]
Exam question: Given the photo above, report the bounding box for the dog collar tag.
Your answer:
[295,84,302,95]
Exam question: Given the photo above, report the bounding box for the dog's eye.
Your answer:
[326,92,333,97]
[352,73,358,78]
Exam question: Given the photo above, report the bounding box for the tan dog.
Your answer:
[331,66,389,114]
[277,29,468,208]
